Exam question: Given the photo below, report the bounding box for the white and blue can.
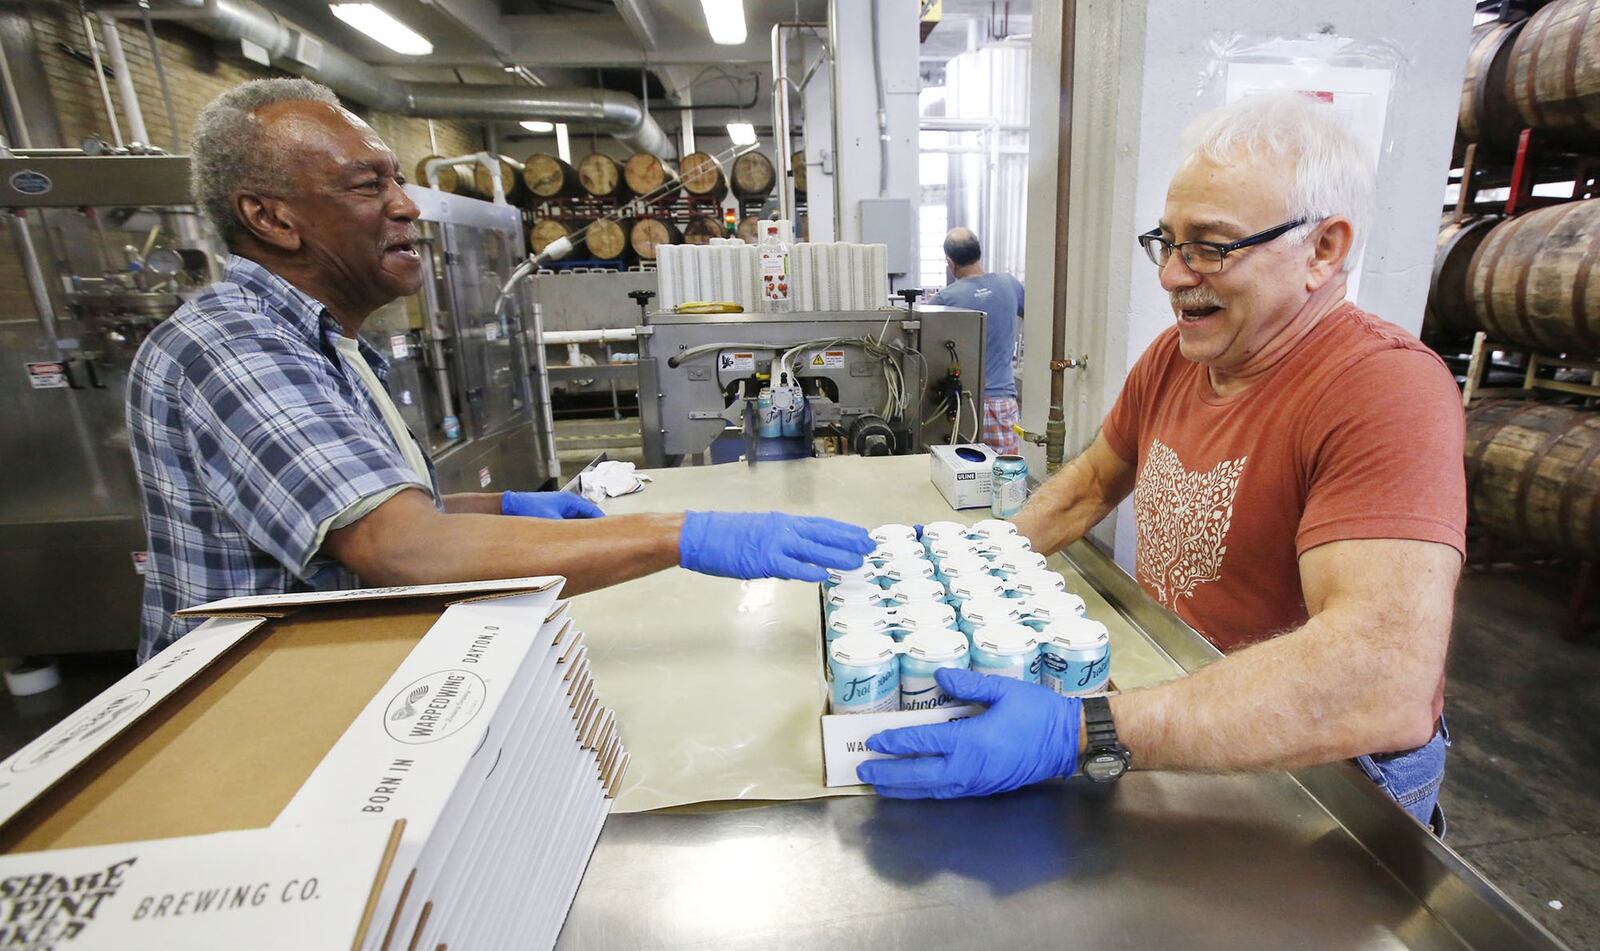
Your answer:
[899,627,971,711]
[1009,569,1068,600]
[974,533,1033,562]
[1019,591,1088,632]
[826,580,886,620]
[1040,617,1111,696]
[939,557,1003,596]
[927,535,983,566]
[968,518,1019,542]
[866,540,926,568]
[756,387,783,438]
[970,621,1042,683]
[991,549,1050,582]
[879,557,936,590]
[870,523,920,546]
[824,563,883,592]
[828,632,901,714]
[957,596,1024,640]
[827,604,897,642]
[885,577,949,609]
[948,574,1009,617]
[920,521,970,551]
[891,601,960,639]
[991,455,1029,518]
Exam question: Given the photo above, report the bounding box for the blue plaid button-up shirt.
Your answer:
[127,255,439,661]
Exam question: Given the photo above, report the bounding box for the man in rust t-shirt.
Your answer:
[857,93,1465,834]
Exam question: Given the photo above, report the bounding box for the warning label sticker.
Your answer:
[719,351,756,372]
[808,349,847,369]
[390,334,410,359]
[25,362,69,389]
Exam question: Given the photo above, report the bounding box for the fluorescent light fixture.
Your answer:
[699,0,747,45]
[726,122,757,146]
[329,3,432,56]
[520,120,555,133]
[555,123,571,163]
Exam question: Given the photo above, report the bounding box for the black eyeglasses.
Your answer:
[1137,218,1309,274]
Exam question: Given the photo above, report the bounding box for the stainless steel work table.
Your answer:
[557,455,1561,950]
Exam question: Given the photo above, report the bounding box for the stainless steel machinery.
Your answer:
[529,269,655,415]
[0,155,556,657]
[636,304,986,467]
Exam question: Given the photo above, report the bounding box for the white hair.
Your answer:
[191,78,343,247]
[1178,91,1375,272]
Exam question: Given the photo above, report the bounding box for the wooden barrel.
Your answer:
[792,151,807,196]
[1465,399,1600,558]
[472,155,531,206]
[683,214,724,245]
[679,152,728,202]
[1466,199,1600,356]
[1457,20,1526,155]
[522,154,583,199]
[585,218,628,260]
[577,152,629,200]
[529,218,587,259]
[1424,216,1500,347]
[415,156,478,197]
[736,215,761,244]
[624,153,677,199]
[626,216,681,261]
[731,151,776,198]
[1506,0,1600,150]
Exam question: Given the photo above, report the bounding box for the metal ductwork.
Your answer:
[158,0,676,157]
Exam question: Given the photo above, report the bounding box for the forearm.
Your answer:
[443,492,504,515]
[350,508,686,595]
[1012,455,1118,555]
[1108,615,1443,772]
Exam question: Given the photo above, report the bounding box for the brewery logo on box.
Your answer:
[10,691,152,774]
[0,856,134,948]
[383,670,485,744]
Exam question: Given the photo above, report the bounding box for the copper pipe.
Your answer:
[1045,0,1076,470]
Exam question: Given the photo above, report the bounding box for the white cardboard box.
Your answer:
[929,443,996,510]
[0,577,625,951]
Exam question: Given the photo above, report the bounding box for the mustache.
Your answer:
[1171,288,1223,309]
[386,230,421,247]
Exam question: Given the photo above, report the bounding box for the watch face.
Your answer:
[1084,750,1127,783]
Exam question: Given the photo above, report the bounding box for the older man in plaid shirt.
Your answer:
[127,78,873,663]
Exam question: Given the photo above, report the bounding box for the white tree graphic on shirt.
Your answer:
[1134,438,1248,607]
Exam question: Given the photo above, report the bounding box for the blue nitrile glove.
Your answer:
[856,668,1083,799]
[501,490,605,519]
[678,511,875,582]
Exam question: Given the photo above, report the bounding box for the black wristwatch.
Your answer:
[1081,696,1130,783]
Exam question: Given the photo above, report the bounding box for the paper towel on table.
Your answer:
[579,461,653,503]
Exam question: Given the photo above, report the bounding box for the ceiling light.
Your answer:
[726,122,757,146]
[520,120,554,133]
[699,0,747,45]
[328,3,433,56]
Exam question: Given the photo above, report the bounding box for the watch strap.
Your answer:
[1082,695,1120,749]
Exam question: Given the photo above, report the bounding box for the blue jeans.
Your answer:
[1353,716,1450,836]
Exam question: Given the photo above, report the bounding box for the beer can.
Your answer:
[828,632,901,714]
[870,523,920,546]
[826,604,897,642]
[920,521,970,552]
[937,556,1002,596]
[990,549,1050,581]
[970,621,1042,683]
[756,387,783,438]
[1019,591,1088,632]
[957,595,1024,639]
[824,563,883,591]
[947,574,1009,617]
[826,580,886,620]
[991,455,1029,518]
[974,533,1033,562]
[885,577,948,608]
[969,518,1019,541]
[927,535,982,566]
[899,627,971,710]
[879,557,936,590]
[1040,617,1111,696]
[865,540,926,568]
[891,601,960,639]
[1008,569,1068,600]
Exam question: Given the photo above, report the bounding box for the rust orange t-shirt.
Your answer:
[1102,302,1467,653]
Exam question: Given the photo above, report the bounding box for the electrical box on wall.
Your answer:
[859,198,913,275]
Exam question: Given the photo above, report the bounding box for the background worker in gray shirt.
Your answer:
[931,228,1025,454]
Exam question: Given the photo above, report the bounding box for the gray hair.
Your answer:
[1179,92,1376,272]
[191,78,342,247]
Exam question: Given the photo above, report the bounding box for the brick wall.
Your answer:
[2,6,483,318]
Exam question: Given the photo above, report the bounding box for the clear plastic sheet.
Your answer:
[1196,32,1409,299]
[571,455,1183,814]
